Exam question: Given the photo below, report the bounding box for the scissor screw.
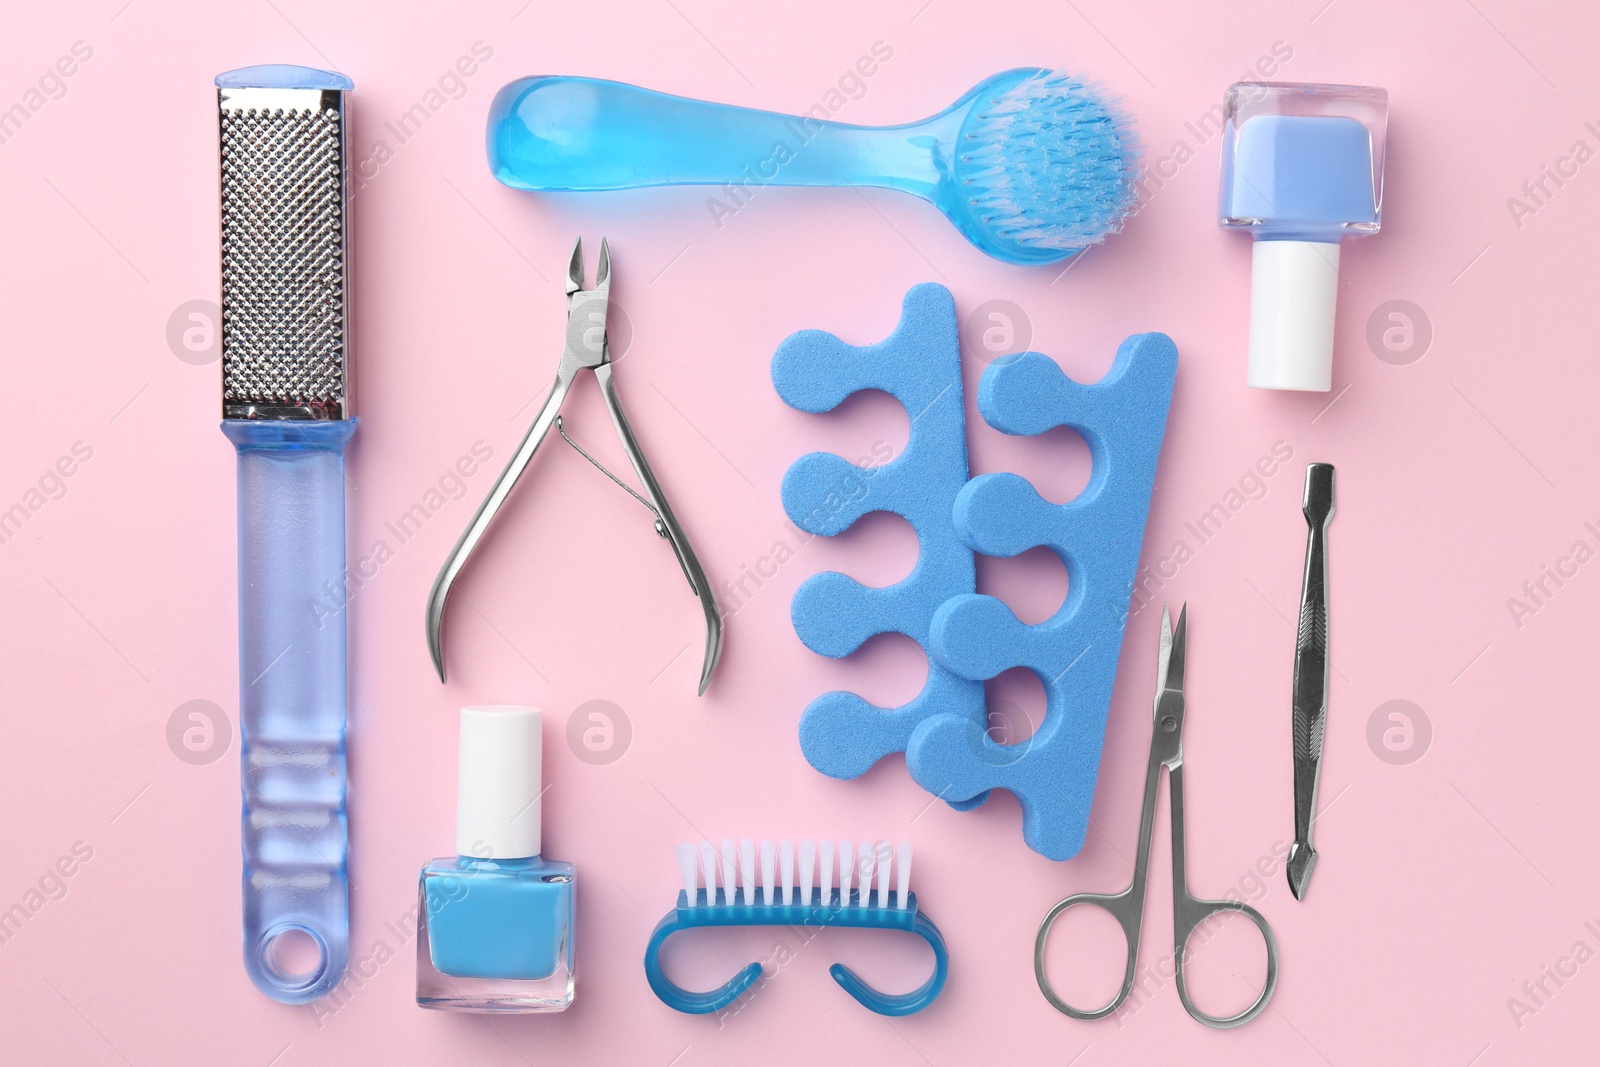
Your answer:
[1160,716,1177,732]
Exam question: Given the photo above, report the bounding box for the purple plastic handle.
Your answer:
[223,419,355,1003]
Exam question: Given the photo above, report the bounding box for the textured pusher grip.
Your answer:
[224,419,355,1003]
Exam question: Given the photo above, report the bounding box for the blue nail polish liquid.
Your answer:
[1218,82,1388,391]
[417,856,575,1005]
[416,707,576,1012]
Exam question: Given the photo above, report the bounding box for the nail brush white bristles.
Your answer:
[798,840,816,905]
[699,840,718,903]
[760,840,776,904]
[739,838,756,905]
[676,842,698,901]
[720,839,737,904]
[779,840,795,905]
[675,838,916,909]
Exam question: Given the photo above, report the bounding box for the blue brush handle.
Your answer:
[223,419,355,1003]
[487,75,943,195]
[644,890,948,1016]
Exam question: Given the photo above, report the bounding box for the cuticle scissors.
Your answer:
[1034,603,1279,1029]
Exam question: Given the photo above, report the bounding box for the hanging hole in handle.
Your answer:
[261,924,329,989]
[1176,906,1273,1024]
[1037,900,1133,1014]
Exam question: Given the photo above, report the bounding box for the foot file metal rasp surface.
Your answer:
[217,64,355,1002]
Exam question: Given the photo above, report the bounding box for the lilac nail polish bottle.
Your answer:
[1219,82,1389,391]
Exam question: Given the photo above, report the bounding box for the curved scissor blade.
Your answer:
[595,236,610,290]
[1164,603,1187,697]
[1151,602,1188,762]
[1164,601,1177,700]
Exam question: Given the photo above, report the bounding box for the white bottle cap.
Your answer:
[1247,239,1341,392]
[455,705,542,860]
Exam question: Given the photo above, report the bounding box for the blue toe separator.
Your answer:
[644,891,948,1016]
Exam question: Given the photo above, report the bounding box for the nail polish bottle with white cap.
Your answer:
[416,706,576,1012]
[1218,82,1388,392]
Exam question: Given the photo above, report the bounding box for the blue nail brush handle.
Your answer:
[223,420,354,1003]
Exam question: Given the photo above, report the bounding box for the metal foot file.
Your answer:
[217,64,355,1003]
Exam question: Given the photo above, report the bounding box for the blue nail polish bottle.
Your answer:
[416,706,576,1012]
[1218,82,1388,392]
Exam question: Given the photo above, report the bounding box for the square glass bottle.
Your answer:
[416,706,576,1012]
[1217,82,1389,391]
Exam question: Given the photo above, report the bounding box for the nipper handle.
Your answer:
[425,365,576,681]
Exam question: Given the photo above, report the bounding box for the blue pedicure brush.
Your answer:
[217,64,354,1003]
[487,70,1140,265]
[646,838,947,1016]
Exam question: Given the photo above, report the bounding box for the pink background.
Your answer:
[3,0,1597,1062]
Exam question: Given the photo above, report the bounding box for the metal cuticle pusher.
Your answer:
[1288,462,1335,900]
